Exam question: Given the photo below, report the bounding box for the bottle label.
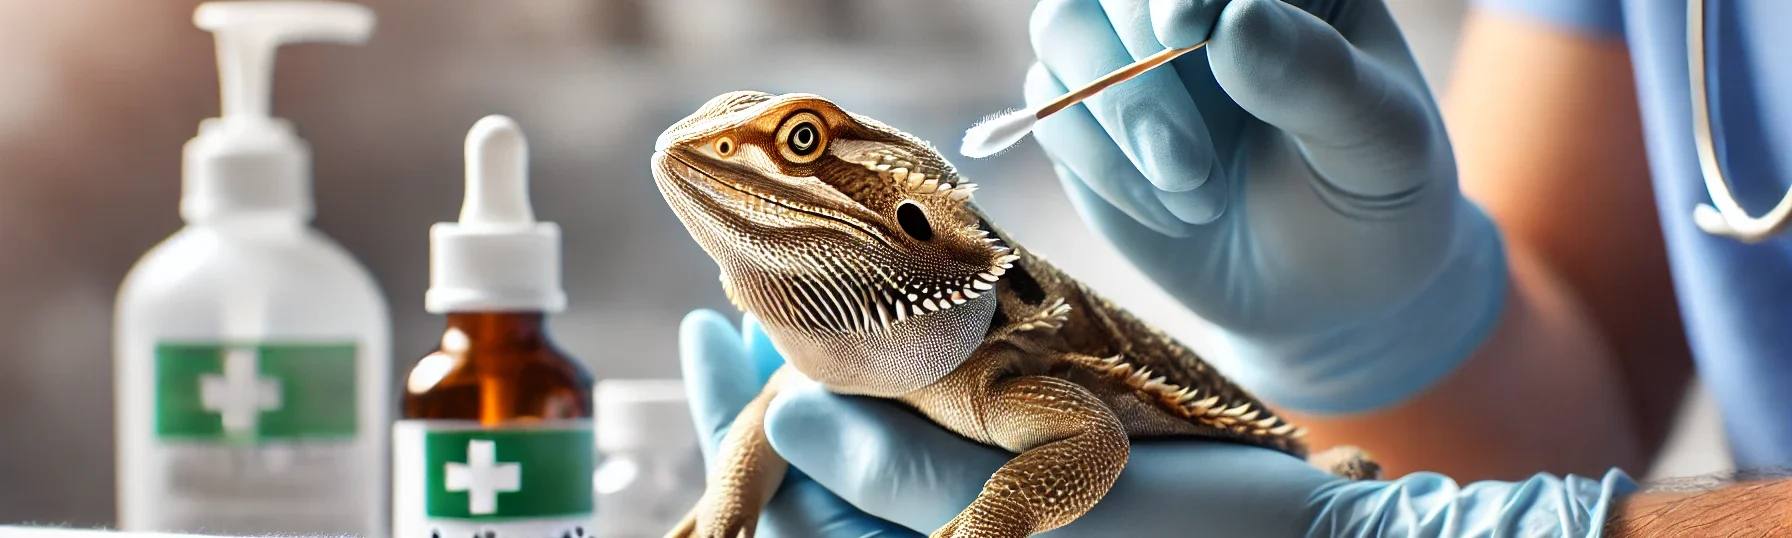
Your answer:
[139,341,375,536]
[394,419,596,538]
[155,341,359,440]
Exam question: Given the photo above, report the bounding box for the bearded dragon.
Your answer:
[650,91,1381,538]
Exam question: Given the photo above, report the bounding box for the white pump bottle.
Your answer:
[113,2,390,536]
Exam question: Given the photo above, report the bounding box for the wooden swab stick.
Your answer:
[960,41,1208,158]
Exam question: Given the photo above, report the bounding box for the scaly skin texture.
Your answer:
[650,91,1381,538]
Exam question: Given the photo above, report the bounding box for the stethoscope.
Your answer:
[1688,0,1792,242]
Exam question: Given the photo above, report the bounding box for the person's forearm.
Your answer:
[1280,240,1642,481]
[1448,8,1695,459]
[1607,475,1792,536]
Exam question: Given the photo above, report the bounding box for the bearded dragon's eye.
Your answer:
[790,124,817,152]
[776,111,827,163]
[896,201,933,241]
[714,136,736,158]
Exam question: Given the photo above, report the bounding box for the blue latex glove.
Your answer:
[678,309,1639,537]
[1023,0,1507,413]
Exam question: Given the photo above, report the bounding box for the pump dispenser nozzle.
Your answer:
[196,1,374,120]
[182,1,375,223]
[427,115,566,314]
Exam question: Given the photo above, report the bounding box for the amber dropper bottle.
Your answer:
[404,313,590,425]
[392,115,595,538]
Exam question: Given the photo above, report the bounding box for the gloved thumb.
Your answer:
[740,312,783,387]
[678,309,759,464]
[1207,0,1449,199]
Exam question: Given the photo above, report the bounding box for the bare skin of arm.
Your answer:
[1448,9,1696,462]
[1283,238,1641,480]
[1281,9,1695,482]
[1607,477,1792,536]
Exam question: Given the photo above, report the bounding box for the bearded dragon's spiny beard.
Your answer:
[651,91,1017,396]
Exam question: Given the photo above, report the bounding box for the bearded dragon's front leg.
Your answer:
[931,376,1129,538]
[668,367,794,538]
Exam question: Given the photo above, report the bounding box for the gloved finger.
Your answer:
[1147,0,1226,48]
[1045,160,1205,277]
[764,382,1009,532]
[1094,0,1238,226]
[677,308,760,464]
[1030,0,1229,222]
[1023,63,1217,235]
[1207,0,1445,198]
[1023,62,1186,235]
[1022,62,1173,234]
[1147,0,1336,47]
[1043,158,1251,331]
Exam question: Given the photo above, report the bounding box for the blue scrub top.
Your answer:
[1475,0,1792,470]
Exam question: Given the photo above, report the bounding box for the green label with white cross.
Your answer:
[154,341,358,441]
[392,420,596,538]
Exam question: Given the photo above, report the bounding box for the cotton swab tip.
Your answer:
[959,108,1039,158]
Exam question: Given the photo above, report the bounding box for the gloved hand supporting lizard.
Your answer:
[678,310,1638,538]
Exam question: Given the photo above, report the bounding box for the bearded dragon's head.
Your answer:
[651,91,1014,396]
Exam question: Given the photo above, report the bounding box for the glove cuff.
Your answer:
[1222,199,1509,415]
[1306,467,1638,538]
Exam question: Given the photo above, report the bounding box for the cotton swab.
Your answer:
[959,40,1209,158]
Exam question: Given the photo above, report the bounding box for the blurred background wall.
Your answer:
[0,0,1728,527]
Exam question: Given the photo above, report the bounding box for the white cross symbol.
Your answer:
[445,439,522,515]
[200,347,283,434]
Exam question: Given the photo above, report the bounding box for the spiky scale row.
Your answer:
[842,237,1018,334]
[969,227,1002,245]
[1012,298,1073,332]
[1078,355,1307,440]
[867,257,1003,331]
[854,155,979,202]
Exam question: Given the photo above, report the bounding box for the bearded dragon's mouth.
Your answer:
[655,150,890,245]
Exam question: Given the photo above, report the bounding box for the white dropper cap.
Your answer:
[426,115,566,314]
[181,1,375,223]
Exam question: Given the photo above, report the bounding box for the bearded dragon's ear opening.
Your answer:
[897,201,933,241]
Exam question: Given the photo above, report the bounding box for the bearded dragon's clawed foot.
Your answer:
[1309,445,1383,481]
[665,368,795,538]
